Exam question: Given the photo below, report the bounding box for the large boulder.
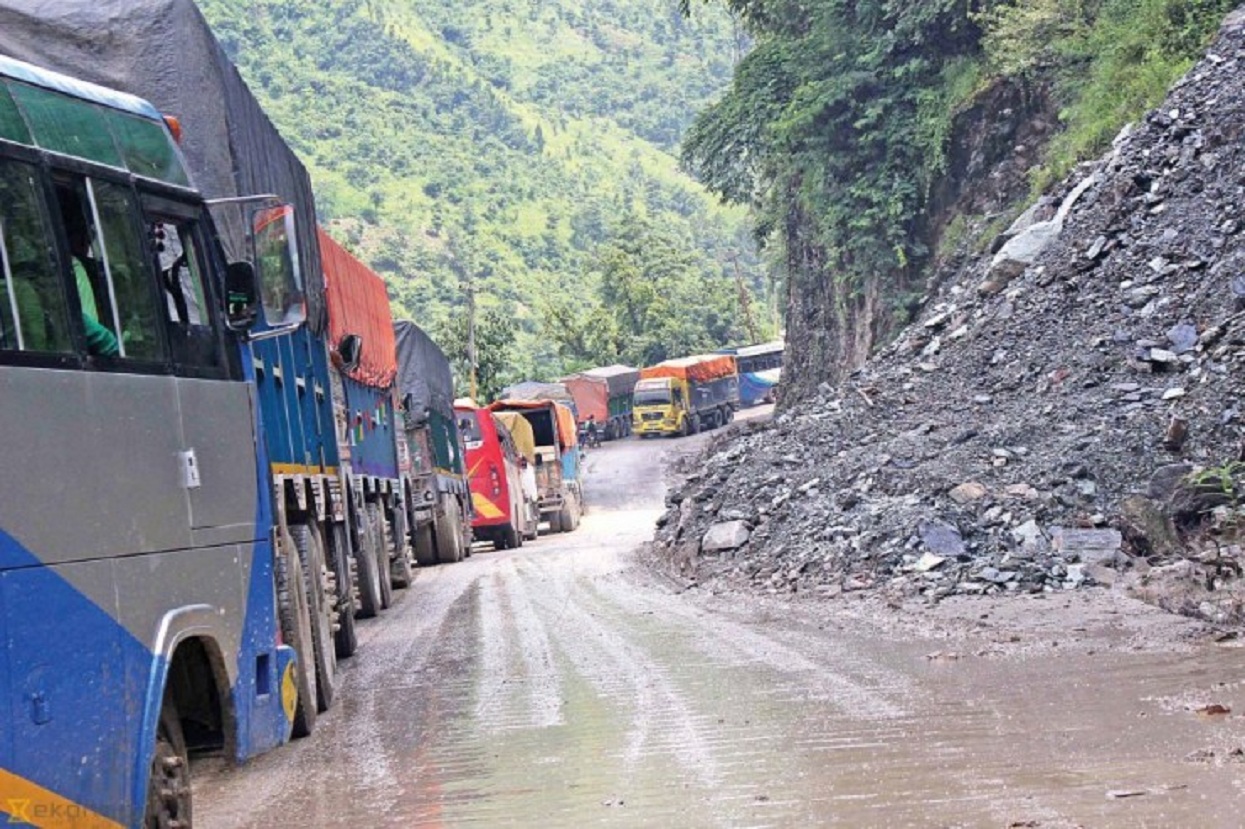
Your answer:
[701,521,751,553]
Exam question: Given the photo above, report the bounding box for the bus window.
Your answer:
[56,178,165,363]
[146,210,225,372]
[0,158,71,354]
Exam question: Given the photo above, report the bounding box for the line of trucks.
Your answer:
[0,3,783,823]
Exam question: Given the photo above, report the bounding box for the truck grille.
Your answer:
[642,412,663,422]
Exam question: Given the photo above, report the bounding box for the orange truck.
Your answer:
[561,365,640,441]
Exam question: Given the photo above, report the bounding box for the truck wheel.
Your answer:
[547,510,563,534]
[690,415,701,435]
[329,523,358,659]
[435,498,465,563]
[276,529,317,737]
[144,693,191,829]
[414,521,437,566]
[353,508,383,620]
[558,502,576,533]
[367,503,394,609]
[391,539,415,589]
[291,522,338,714]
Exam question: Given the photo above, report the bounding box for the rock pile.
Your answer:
[654,9,1245,625]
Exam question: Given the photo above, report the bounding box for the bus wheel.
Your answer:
[367,503,394,609]
[144,694,191,829]
[292,522,338,714]
[329,523,358,659]
[506,523,522,549]
[277,530,317,737]
[414,521,437,566]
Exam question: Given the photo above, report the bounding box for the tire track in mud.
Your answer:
[474,558,563,733]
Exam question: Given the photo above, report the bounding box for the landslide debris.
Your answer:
[654,10,1245,626]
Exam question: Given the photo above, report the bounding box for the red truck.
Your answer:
[455,401,537,550]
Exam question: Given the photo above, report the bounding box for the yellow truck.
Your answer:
[632,354,740,437]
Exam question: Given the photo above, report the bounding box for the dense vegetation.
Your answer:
[198,0,770,396]
[682,0,1235,399]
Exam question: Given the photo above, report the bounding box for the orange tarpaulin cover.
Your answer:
[320,227,398,388]
[640,354,737,384]
[490,399,579,449]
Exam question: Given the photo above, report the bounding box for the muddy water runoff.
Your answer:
[196,411,1245,828]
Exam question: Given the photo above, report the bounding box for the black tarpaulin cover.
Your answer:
[393,320,455,422]
[0,0,326,332]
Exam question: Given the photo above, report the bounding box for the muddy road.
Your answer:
[197,412,1245,827]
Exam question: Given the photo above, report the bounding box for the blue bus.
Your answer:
[723,340,784,406]
[0,55,304,826]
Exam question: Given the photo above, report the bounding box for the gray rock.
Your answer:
[1117,495,1183,559]
[913,552,946,573]
[701,521,752,553]
[1050,527,1123,564]
[1167,322,1199,354]
[1012,519,1048,551]
[1148,463,1195,501]
[918,520,966,557]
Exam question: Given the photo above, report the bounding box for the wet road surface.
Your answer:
[196,415,1245,827]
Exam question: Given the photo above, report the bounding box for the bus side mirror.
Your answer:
[338,334,363,373]
[224,261,259,331]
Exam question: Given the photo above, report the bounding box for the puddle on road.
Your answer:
[354,581,1245,828]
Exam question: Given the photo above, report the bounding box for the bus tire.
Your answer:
[353,508,383,620]
[366,503,394,609]
[291,522,337,714]
[144,693,191,829]
[277,529,317,737]
[414,521,437,567]
[506,523,521,549]
[329,523,358,659]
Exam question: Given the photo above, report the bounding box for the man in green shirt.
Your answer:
[65,211,119,358]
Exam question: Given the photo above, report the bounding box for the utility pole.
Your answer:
[731,252,759,344]
[466,273,478,403]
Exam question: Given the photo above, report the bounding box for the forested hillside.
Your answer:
[683,0,1236,402]
[198,0,764,396]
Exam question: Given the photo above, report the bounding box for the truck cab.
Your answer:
[633,377,691,437]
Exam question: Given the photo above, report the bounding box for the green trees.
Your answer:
[544,218,746,369]
[682,0,1233,400]
[198,0,760,387]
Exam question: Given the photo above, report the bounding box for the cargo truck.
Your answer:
[562,364,640,440]
[633,354,740,438]
[395,320,472,565]
[499,379,579,419]
[491,399,583,532]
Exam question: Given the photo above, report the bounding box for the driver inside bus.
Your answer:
[60,199,119,357]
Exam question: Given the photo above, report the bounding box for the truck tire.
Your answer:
[414,521,437,566]
[144,693,191,829]
[690,415,701,435]
[390,510,415,589]
[353,505,383,620]
[366,503,394,609]
[291,522,338,714]
[276,529,317,737]
[435,497,465,563]
[547,510,563,534]
[329,523,358,659]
